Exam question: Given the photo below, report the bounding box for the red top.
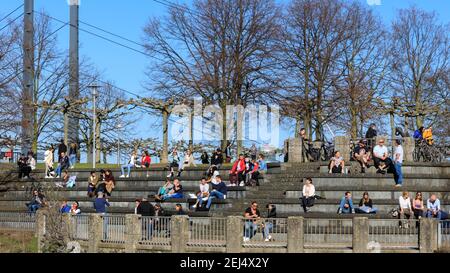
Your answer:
[142,156,151,165]
[231,159,245,174]
[251,162,259,173]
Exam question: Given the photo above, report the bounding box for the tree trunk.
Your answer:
[350,105,358,139]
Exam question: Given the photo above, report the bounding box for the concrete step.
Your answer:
[285,190,450,201]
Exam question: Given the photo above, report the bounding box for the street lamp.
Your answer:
[88,84,101,169]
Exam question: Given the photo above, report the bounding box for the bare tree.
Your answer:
[143,0,281,154]
[389,6,450,130]
[280,0,348,141]
[334,1,389,138]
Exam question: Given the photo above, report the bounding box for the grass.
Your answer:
[0,231,38,253]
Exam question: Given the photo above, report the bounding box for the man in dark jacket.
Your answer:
[58,139,67,162]
[206,176,227,210]
[365,124,377,150]
[137,198,155,216]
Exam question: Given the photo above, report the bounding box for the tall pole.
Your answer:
[21,0,34,155]
[90,85,100,169]
[68,0,80,148]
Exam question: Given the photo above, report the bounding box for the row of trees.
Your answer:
[1,0,449,163]
[143,0,449,144]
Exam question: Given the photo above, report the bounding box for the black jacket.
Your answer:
[267,206,277,218]
[137,201,155,216]
[365,128,377,139]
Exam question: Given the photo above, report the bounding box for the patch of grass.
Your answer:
[0,231,38,253]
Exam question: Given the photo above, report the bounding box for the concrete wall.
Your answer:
[33,213,444,253]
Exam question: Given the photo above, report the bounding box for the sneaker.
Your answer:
[192,204,197,209]
[119,175,125,178]
[243,237,250,242]
[166,173,172,178]
[239,182,245,187]
[267,235,272,241]
[126,175,129,178]
[264,238,270,242]
[361,168,366,174]
[395,184,402,188]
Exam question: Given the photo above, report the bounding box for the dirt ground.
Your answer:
[0,231,38,253]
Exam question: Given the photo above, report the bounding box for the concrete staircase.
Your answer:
[0,162,449,218]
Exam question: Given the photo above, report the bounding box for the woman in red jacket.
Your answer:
[229,154,245,186]
[141,151,152,178]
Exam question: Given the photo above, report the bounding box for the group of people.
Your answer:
[87,170,116,198]
[229,154,267,187]
[17,152,36,180]
[243,201,277,242]
[41,140,78,179]
[327,127,405,187]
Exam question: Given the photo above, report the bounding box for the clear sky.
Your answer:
[1,0,450,154]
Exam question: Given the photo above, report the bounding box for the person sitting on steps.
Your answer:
[301,178,316,213]
[120,151,137,178]
[355,192,378,214]
[353,140,370,173]
[192,178,210,210]
[399,191,413,228]
[338,192,355,214]
[177,150,196,178]
[156,178,183,201]
[329,151,345,174]
[166,150,180,179]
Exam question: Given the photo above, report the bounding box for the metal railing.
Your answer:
[438,220,450,251]
[242,218,288,248]
[70,215,89,241]
[304,219,353,249]
[140,216,171,246]
[102,215,126,244]
[0,212,36,231]
[369,219,419,249]
[188,217,227,247]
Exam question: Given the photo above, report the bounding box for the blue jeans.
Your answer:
[162,193,183,201]
[206,191,225,209]
[355,206,378,214]
[197,193,208,207]
[263,222,273,239]
[69,154,77,168]
[28,204,41,213]
[55,165,63,177]
[426,210,442,220]
[244,221,258,239]
[121,164,134,176]
[394,162,403,185]
[339,198,354,214]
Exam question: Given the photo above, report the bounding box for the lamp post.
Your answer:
[88,84,100,169]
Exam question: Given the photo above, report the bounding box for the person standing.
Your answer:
[365,124,377,151]
[94,192,110,214]
[68,143,78,169]
[201,151,210,165]
[44,146,55,178]
[250,144,258,160]
[58,139,67,162]
[393,139,404,187]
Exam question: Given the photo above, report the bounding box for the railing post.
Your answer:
[403,137,415,163]
[171,215,189,253]
[226,216,243,253]
[125,214,141,253]
[36,210,46,253]
[88,214,102,253]
[352,217,369,253]
[419,218,438,253]
[335,136,350,163]
[287,217,304,253]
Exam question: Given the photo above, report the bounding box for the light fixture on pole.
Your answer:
[88,84,101,169]
[117,122,122,166]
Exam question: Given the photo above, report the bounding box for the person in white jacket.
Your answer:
[301,178,316,213]
[44,146,54,178]
[120,151,137,178]
[177,150,196,177]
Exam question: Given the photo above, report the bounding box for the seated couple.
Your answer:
[337,192,378,214]
[192,176,227,211]
[155,178,183,201]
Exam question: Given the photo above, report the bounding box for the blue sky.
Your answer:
[1,0,450,154]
